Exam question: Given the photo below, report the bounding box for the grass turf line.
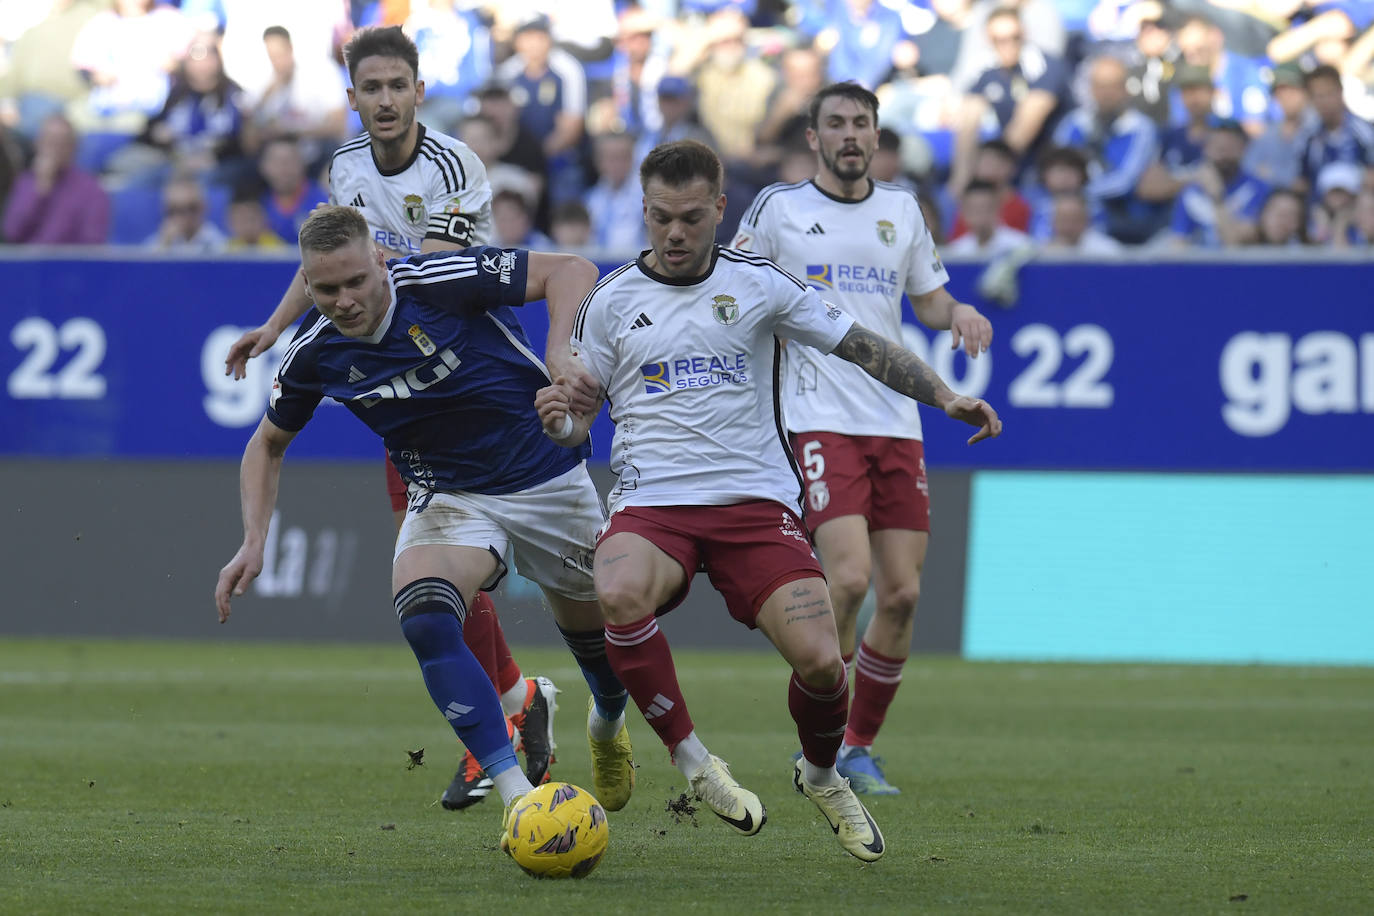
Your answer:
[1,639,1370,915]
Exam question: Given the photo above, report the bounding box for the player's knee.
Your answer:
[876,581,921,622]
[794,649,846,689]
[394,578,468,651]
[826,563,871,611]
[594,578,654,626]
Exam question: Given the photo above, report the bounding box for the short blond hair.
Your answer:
[298,205,370,253]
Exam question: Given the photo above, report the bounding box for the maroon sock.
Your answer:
[461,590,500,687]
[790,668,849,768]
[483,595,522,695]
[844,642,904,747]
[604,615,694,750]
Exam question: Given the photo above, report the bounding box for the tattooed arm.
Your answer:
[832,323,1004,444]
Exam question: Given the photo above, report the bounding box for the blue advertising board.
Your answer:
[1,255,1371,470]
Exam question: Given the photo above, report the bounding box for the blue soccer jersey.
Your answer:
[267,248,590,495]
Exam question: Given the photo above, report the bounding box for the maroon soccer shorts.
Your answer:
[789,432,930,533]
[385,452,407,513]
[598,499,825,627]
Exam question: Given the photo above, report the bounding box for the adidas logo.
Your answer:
[348,365,365,383]
[806,223,825,235]
[643,693,675,720]
[444,701,474,721]
[349,193,366,207]
[630,312,654,330]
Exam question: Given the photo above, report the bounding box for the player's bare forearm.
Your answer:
[535,382,601,447]
[238,418,294,549]
[834,323,953,409]
[910,286,959,329]
[911,288,993,357]
[532,253,601,413]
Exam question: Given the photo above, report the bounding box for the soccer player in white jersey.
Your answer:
[219,26,555,813]
[732,82,994,796]
[536,141,1001,862]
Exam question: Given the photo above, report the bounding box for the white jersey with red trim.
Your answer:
[571,247,856,516]
[732,179,948,440]
[328,123,492,255]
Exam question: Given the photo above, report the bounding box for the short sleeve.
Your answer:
[266,323,325,431]
[1170,193,1195,237]
[771,273,855,355]
[423,150,493,247]
[570,291,615,394]
[731,189,781,261]
[905,199,950,298]
[390,246,528,312]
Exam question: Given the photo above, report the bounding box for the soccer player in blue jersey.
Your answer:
[213,205,636,823]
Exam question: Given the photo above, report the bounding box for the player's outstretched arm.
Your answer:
[526,251,602,415]
[215,416,298,622]
[910,286,994,358]
[534,379,602,447]
[224,269,315,380]
[833,323,1003,444]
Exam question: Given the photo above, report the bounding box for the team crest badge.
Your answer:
[710,294,740,326]
[408,324,437,356]
[876,219,897,247]
[403,194,426,229]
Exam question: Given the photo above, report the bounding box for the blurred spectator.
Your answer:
[950,0,1066,92]
[589,5,669,137]
[583,132,644,253]
[495,15,587,203]
[1253,186,1308,246]
[1123,2,1182,128]
[0,0,104,139]
[146,174,225,252]
[1169,118,1266,248]
[244,25,347,169]
[406,1,492,134]
[1310,159,1362,243]
[485,0,619,64]
[777,143,819,184]
[951,139,1031,237]
[225,183,287,250]
[944,179,1032,256]
[1267,1,1371,65]
[811,0,919,90]
[0,123,22,215]
[2,114,109,244]
[1053,55,1161,243]
[1137,63,1214,207]
[632,75,718,170]
[952,7,1069,191]
[1026,145,1093,238]
[213,2,344,105]
[1041,191,1123,254]
[69,0,194,133]
[457,113,542,216]
[754,46,826,169]
[1244,62,1314,190]
[549,198,593,251]
[1347,188,1374,244]
[912,0,974,78]
[1299,64,1374,188]
[490,187,554,248]
[257,136,328,244]
[1172,14,1269,135]
[475,83,549,196]
[114,33,248,187]
[690,9,776,163]
[870,127,911,186]
[917,188,946,244]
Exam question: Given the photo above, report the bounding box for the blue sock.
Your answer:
[396,578,518,777]
[558,625,629,721]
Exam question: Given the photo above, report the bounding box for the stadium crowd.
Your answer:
[4,0,1374,254]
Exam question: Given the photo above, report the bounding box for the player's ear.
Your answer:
[299,267,312,299]
[714,193,726,223]
[414,79,425,104]
[805,127,819,152]
[346,86,358,112]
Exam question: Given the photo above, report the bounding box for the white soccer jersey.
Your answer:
[572,248,856,516]
[328,124,492,255]
[732,179,949,440]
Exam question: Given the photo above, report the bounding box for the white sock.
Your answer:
[499,678,528,718]
[672,731,711,780]
[803,760,843,787]
[493,766,534,806]
[587,705,624,742]
[839,741,867,757]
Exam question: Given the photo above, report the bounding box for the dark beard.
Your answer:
[824,147,869,183]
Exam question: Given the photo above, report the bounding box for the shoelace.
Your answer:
[693,762,742,813]
[817,781,868,831]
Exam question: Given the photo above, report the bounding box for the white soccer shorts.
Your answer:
[395,461,602,602]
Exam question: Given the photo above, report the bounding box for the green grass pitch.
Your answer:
[1,639,1370,915]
